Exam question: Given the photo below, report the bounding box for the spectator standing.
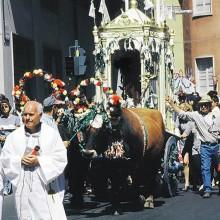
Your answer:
[41,95,68,200]
[0,95,9,220]
[208,93,220,187]
[41,95,62,130]
[210,95,220,113]
[0,99,20,195]
[167,95,220,198]
[181,122,202,191]
[175,101,193,191]
[0,99,20,148]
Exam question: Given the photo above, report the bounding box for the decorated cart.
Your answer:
[91,0,182,197]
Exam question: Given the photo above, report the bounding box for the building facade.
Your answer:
[182,0,220,95]
[0,0,96,103]
[0,0,187,107]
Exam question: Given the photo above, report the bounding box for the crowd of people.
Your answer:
[0,91,110,219]
[0,88,219,219]
[167,90,220,198]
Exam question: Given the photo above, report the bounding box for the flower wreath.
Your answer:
[12,69,68,111]
[69,77,114,114]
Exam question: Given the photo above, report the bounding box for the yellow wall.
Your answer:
[165,0,185,73]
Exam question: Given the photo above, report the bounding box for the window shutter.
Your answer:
[193,0,212,17]
[196,57,214,95]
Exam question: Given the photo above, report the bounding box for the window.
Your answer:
[43,46,62,79]
[193,0,212,17]
[13,34,36,99]
[195,57,215,95]
[13,34,35,84]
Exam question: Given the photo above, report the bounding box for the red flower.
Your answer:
[109,95,122,106]
[21,94,29,103]
[53,79,65,88]
[103,86,109,93]
[95,81,102,86]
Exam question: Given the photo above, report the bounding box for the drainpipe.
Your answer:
[2,0,9,45]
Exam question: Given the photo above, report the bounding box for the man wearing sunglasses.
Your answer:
[167,94,220,198]
[0,99,20,196]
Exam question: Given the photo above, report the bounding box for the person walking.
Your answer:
[167,95,220,198]
[0,101,67,219]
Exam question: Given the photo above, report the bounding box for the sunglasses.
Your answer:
[1,104,9,108]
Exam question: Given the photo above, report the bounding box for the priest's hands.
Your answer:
[22,154,39,167]
[0,135,6,142]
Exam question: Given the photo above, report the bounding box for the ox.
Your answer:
[65,106,166,214]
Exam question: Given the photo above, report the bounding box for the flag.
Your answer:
[144,0,154,11]
[98,0,110,23]
[89,0,96,18]
[122,0,129,11]
[156,0,165,23]
[156,0,161,23]
[166,5,176,20]
[160,0,166,22]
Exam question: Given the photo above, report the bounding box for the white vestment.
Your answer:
[41,114,65,200]
[0,123,67,220]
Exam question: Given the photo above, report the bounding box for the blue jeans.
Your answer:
[200,143,219,193]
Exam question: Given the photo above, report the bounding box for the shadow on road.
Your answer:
[64,193,167,218]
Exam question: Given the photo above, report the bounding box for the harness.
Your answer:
[63,103,110,150]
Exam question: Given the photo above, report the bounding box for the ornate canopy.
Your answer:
[92,0,175,122]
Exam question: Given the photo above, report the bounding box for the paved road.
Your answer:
[3,187,220,220]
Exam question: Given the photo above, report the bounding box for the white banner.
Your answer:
[98,0,110,23]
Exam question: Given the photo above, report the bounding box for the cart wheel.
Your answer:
[163,136,178,197]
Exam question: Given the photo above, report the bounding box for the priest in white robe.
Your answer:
[0,101,67,220]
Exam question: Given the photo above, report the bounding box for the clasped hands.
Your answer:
[0,136,6,142]
[22,154,39,167]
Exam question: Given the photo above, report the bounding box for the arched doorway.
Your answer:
[111,49,141,106]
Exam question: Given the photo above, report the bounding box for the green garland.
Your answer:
[61,103,111,150]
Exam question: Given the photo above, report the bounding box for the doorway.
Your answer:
[111,49,141,106]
